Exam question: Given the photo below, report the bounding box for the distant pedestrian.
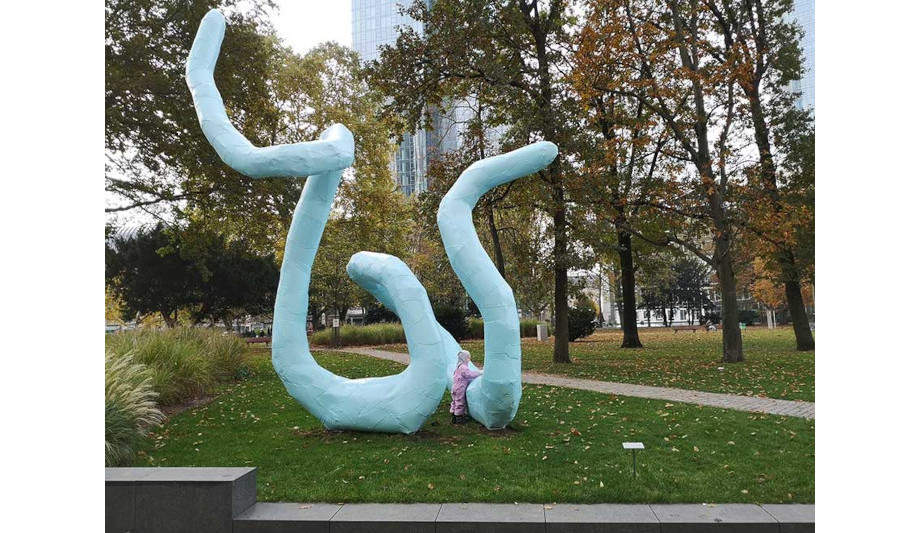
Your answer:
[450,350,481,424]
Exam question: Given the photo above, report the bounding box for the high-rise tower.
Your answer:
[790,0,815,114]
[351,0,457,195]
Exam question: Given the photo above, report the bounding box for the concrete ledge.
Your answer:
[437,503,546,533]
[330,503,441,533]
[761,504,815,533]
[105,469,814,533]
[545,504,660,533]
[235,502,342,533]
[651,504,780,533]
[105,467,256,533]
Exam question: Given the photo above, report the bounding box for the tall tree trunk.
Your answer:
[487,207,506,279]
[748,96,815,351]
[552,184,571,363]
[616,231,643,348]
[783,257,815,350]
[713,231,744,363]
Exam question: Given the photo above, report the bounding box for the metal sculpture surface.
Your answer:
[186,10,557,432]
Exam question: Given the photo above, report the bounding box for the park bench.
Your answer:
[672,325,700,333]
[245,336,271,345]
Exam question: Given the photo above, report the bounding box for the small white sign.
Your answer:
[622,442,645,450]
[332,319,340,328]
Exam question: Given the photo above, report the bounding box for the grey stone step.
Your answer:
[234,502,342,533]
[650,503,782,533]
[330,503,441,533]
[105,467,257,533]
[105,468,813,533]
[436,503,546,533]
[545,504,660,533]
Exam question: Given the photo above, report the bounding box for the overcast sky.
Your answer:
[268,0,352,54]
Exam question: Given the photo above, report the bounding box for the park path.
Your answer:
[334,347,815,420]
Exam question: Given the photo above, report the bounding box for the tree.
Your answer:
[105,224,197,327]
[702,0,815,350]
[370,0,581,363]
[106,222,279,328]
[180,228,279,327]
[572,7,672,347]
[310,218,363,324]
[579,0,749,362]
[106,0,283,222]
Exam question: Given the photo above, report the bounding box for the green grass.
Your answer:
[378,327,815,401]
[136,348,814,504]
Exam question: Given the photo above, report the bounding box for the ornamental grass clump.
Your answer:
[311,323,406,346]
[105,327,247,405]
[469,318,550,339]
[105,350,165,466]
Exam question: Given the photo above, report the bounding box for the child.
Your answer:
[450,350,481,424]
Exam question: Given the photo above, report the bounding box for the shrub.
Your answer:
[738,309,760,325]
[105,350,165,466]
[568,302,597,342]
[434,304,469,340]
[702,311,721,325]
[470,318,552,339]
[364,304,398,324]
[468,318,484,339]
[105,328,247,405]
[311,323,406,347]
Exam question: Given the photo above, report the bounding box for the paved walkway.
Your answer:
[335,347,815,419]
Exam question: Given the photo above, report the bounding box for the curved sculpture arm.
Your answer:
[186,9,354,178]
[186,10,445,434]
[270,172,448,433]
[348,252,476,386]
[437,142,558,429]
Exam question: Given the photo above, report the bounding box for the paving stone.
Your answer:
[544,504,659,533]
[234,502,341,533]
[761,505,814,533]
[651,504,777,533]
[437,503,545,533]
[330,503,440,533]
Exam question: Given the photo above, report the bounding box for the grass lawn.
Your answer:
[378,327,815,401]
[136,348,814,504]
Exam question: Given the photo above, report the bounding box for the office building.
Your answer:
[352,0,458,195]
[790,0,815,113]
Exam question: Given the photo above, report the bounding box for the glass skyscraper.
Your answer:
[790,0,815,114]
[352,0,457,196]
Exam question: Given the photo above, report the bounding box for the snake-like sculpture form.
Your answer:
[186,10,557,432]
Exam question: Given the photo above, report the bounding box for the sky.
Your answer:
[268,0,352,54]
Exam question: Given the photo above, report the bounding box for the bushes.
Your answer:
[433,304,469,340]
[105,350,165,466]
[568,302,597,342]
[105,327,247,405]
[469,318,552,339]
[738,309,760,325]
[311,323,406,347]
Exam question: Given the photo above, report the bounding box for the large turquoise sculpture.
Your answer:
[186,10,557,432]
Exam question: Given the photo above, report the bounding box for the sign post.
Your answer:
[622,442,645,478]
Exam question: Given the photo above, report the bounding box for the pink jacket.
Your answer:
[450,351,481,415]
